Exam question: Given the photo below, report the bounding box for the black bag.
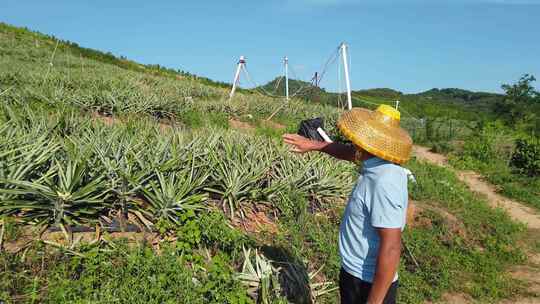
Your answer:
[297,117,325,141]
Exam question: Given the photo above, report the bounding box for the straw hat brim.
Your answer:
[337,108,413,164]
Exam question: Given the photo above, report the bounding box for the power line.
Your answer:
[242,64,283,98]
[228,44,343,102]
[317,47,340,85]
[289,46,342,99]
[272,76,283,94]
[351,95,424,124]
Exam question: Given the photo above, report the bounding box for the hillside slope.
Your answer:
[0,22,537,304]
[0,22,341,131]
[0,22,232,89]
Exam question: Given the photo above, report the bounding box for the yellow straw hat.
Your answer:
[337,104,413,164]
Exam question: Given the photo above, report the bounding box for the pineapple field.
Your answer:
[0,23,537,303]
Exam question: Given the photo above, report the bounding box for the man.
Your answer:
[283,104,412,304]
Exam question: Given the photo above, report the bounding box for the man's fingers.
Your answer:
[283,138,299,145]
[283,134,301,144]
[282,134,298,141]
[282,133,306,141]
[283,134,309,154]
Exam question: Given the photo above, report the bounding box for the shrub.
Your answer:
[198,210,251,254]
[44,244,252,304]
[510,137,540,176]
[431,141,452,154]
[461,122,510,163]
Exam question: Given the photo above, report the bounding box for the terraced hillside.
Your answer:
[0,23,538,304]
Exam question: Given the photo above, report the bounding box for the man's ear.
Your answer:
[354,148,363,164]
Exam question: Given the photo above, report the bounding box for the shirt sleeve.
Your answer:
[370,179,406,229]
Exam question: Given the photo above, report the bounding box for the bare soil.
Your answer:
[261,119,286,130]
[2,225,160,254]
[91,111,175,133]
[91,111,117,126]
[457,170,540,230]
[425,293,473,304]
[231,204,279,235]
[229,118,255,132]
[407,200,467,241]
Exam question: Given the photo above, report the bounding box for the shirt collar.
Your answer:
[362,156,389,169]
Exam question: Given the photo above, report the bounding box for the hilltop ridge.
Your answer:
[0,22,232,90]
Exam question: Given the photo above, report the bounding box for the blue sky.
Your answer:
[1,0,539,93]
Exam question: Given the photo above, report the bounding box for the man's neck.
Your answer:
[360,152,374,162]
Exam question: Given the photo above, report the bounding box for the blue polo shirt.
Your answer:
[339,156,408,283]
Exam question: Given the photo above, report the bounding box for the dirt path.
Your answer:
[413,146,540,304]
[413,146,449,167]
[412,146,540,229]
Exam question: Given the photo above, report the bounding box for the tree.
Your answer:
[496,74,538,125]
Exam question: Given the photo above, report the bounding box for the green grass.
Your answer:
[437,120,540,211]
[0,209,254,304]
[47,247,246,304]
[401,159,526,303]
[486,169,540,210]
[450,155,540,211]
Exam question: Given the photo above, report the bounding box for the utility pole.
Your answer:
[229,56,245,100]
[284,56,289,101]
[340,43,352,110]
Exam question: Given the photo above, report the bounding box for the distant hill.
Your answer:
[411,88,504,111]
[354,88,403,100]
[257,75,505,121]
[257,77,332,102]
[354,87,505,112]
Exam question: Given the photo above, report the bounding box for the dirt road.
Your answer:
[413,146,540,304]
[412,146,540,229]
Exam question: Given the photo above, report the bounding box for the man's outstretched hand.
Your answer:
[282,134,324,153]
[283,133,357,162]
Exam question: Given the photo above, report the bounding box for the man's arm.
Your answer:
[282,134,356,162]
[367,228,402,304]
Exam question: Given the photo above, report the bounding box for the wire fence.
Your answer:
[228,45,474,145]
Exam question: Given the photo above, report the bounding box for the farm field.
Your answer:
[1,23,539,303]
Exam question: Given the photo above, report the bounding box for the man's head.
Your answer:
[337,105,413,164]
[353,144,373,162]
